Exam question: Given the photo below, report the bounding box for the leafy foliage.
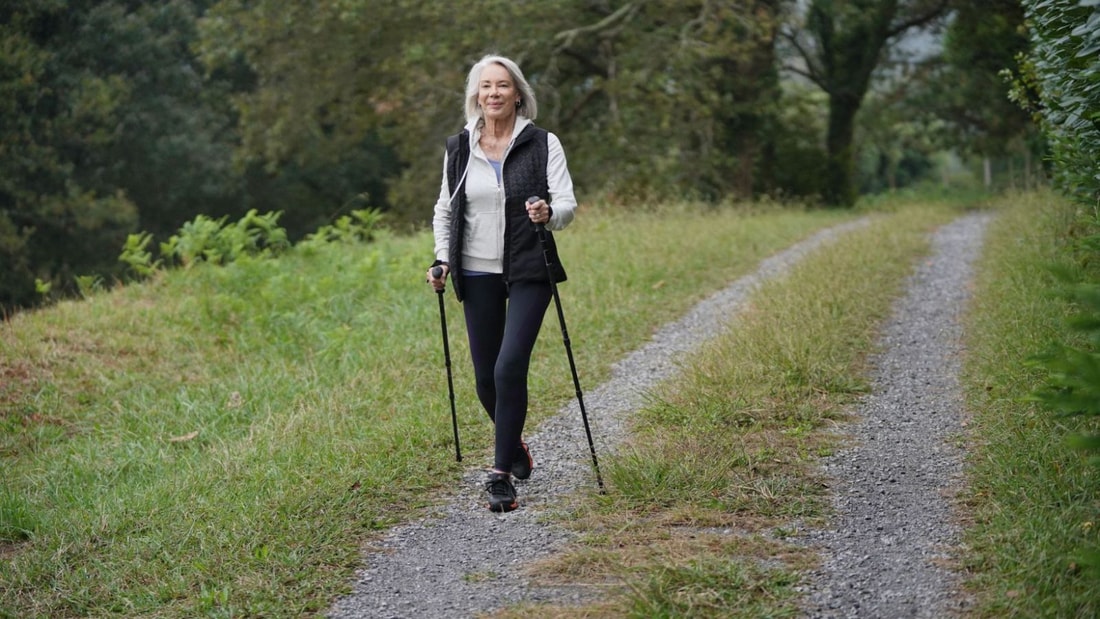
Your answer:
[298,208,386,250]
[962,191,1100,614]
[936,0,1036,160]
[120,206,383,279]
[119,232,162,278]
[1029,266,1100,450]
[0,1,398,314]
[159,209,289,267]
[0,0,1040,314]
[1018,0,1100,572]
[539,0,792,202]
[196,1,799,208]
[0,1,140,311]
[1021,0,1100,205]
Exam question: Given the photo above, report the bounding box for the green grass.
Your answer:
[10,190,1091,618]
[960,190,1100,618]
[0,202,853,617]
[507,201,967,617]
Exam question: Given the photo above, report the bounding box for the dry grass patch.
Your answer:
[514,521,812,618]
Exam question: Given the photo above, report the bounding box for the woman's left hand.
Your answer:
[525,198,551,224]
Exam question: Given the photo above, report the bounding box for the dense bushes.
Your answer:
[1022,0,1100,204]
[1019,0,1100,568]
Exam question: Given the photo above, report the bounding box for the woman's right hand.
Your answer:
[426,264,449,291]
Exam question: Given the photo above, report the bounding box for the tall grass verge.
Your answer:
[0,203,851,617]
[960,190,1100,618]
[507,202,965,617]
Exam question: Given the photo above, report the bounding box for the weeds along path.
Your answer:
[798,212,993,618]
[327,218,872,618]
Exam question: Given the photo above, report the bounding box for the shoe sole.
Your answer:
[488,500,518,513]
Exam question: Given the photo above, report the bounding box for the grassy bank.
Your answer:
[960,191,1100,618]
[0,203,852,617]
[503,201,966,617]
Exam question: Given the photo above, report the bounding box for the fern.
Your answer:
[119,232,163,278]
[158,210,290,267]
[121,207,377,276]
[299,208,385,249]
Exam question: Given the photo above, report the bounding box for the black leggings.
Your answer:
[461,276,551,473]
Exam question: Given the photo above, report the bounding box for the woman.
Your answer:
[426,54,578,513]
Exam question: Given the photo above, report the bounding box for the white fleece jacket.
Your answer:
[432,117,577,273]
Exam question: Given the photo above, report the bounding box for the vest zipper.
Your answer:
[499,136,516,291]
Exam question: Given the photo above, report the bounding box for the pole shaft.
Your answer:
[437,290,462,462]
[537,224,604,491]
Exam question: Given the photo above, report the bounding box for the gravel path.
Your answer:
[798,212,993,618]
[327,212,989,618]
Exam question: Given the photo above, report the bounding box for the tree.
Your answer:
[930,0,1036,189]
[198,0,795,212]
[197,0,531,221]
[2,0,375,313]
[782,0,949,206]
[72,0,246,238]
[710,1,787,198]
[855,88,939,194]
[0,0,139,311]
[507,0,793,201]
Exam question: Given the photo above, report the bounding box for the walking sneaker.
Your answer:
[511,441,534,480]
[485,472,518,513]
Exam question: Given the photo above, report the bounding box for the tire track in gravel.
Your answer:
[326,217,871,619]
[798,212,993,618]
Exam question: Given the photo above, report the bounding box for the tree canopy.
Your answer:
[1,0,1040,314]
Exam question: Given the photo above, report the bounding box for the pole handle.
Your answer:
[528,196,547,233]
[430,266,445,294]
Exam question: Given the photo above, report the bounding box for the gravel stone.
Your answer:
[326,213,990,618]
[797,212,992,618]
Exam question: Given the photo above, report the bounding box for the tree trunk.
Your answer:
[983,156,992,189]
[1025,148,1032,190]
[799,0,949,206]
[824,93,860,206]
[732,133,760,199]
[716,0,781,201]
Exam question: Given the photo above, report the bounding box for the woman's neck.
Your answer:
[481,117,515,140]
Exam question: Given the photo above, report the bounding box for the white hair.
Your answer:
[463,54,538,123]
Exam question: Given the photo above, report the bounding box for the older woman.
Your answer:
[426,54,578,512]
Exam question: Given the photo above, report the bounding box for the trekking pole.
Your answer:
[528,197,605,492]
[431,266,462,462]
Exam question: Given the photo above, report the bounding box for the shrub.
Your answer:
[159,209,289,267]
[1020,0,1100,572]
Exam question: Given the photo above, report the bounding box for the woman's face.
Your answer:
[478,63,519,122]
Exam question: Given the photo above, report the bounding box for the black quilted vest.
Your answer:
[445,124,567,301]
